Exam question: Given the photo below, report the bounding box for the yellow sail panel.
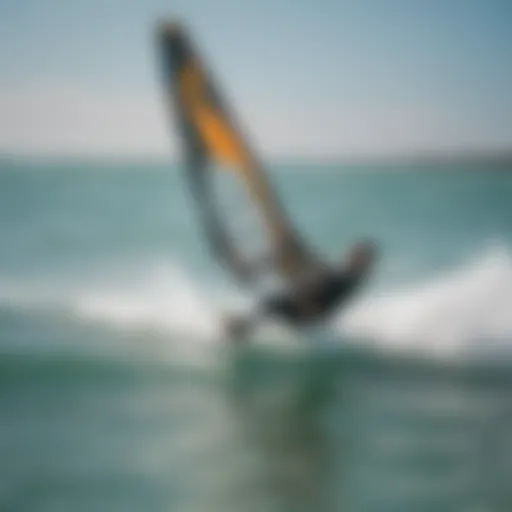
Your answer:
[178,65,250,170]
[176,60,287,243]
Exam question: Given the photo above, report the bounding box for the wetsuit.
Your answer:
[259,270,360,325]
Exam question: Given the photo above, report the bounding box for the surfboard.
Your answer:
[156,21,320,287]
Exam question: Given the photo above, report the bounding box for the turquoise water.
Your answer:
[1,160,512,511]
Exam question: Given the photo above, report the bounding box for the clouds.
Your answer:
[0,82,171,156]
[0,80,510,159]
[0,81,414,157]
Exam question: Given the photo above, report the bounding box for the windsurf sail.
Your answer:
[156,21,319,284]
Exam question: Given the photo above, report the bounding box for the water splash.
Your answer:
[0,248,512,361]
[340,246,512,358]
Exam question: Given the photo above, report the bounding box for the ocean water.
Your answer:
[1,159,512,512]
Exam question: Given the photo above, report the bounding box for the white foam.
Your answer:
[338,246,512,358]
[1,248,512,361]
[0,260,229,363]
[74,262,221,339]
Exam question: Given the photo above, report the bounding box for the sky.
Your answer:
[0,0,511,158]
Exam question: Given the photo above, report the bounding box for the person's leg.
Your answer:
[224,314,257,342]
[224,294,295,342]
[223,299,270,342]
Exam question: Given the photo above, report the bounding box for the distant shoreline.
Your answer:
[1,150,511,169]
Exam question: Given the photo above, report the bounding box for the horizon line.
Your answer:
[1,147,512,166]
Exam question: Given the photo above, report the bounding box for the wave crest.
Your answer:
[340,247,512,358]
[1,248,511,360]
